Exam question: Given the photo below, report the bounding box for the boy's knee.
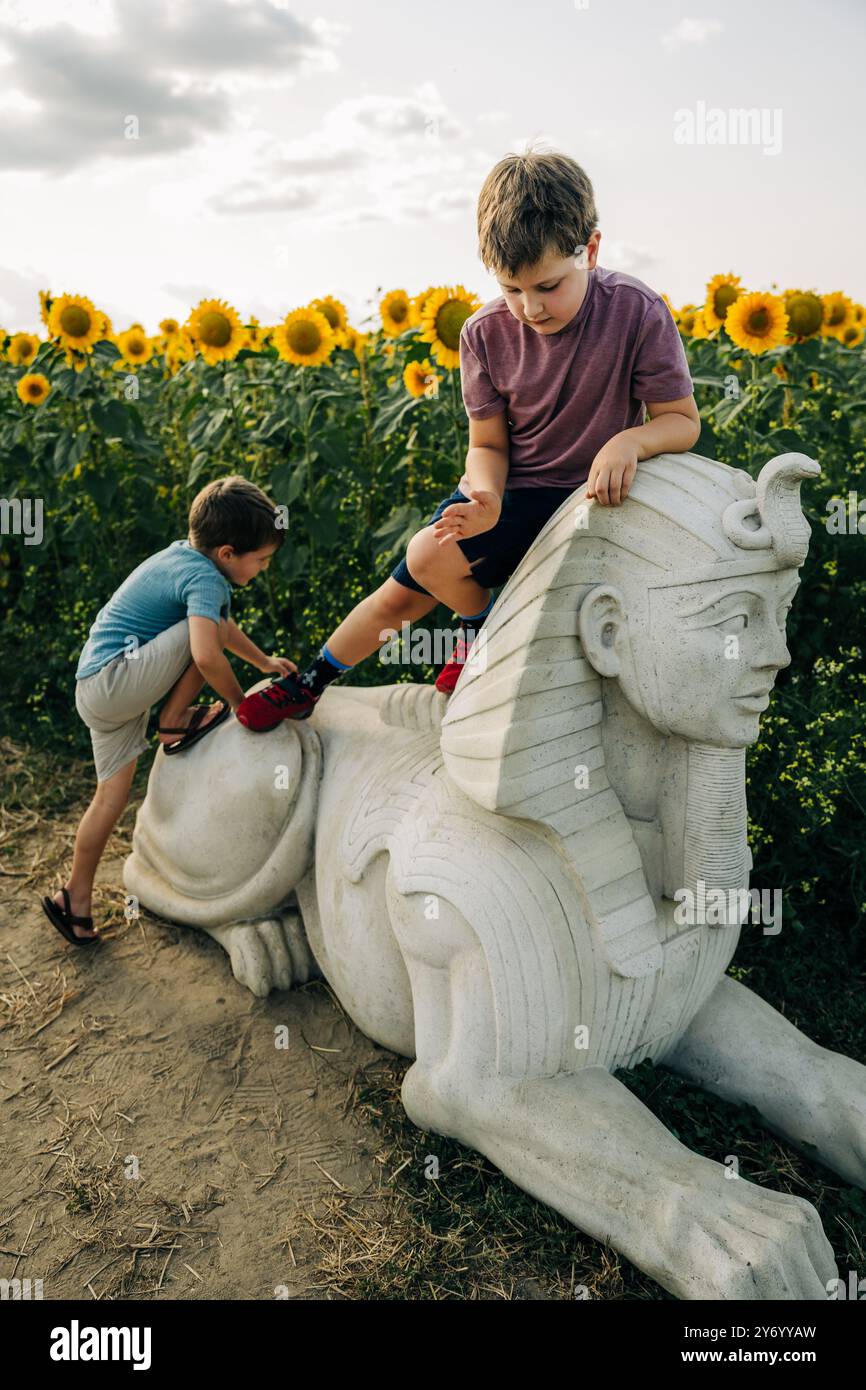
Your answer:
[94,781,129,814]
[376,586,415,624]
[405,528,438,580]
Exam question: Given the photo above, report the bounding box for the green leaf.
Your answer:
[90,399,133,442]
[269,461,305,507]
[82,470,118,510]
[372,393,421,440]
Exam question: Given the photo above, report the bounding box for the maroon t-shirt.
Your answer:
[458,265,693,490]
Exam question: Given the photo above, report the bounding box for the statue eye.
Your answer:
[711,612,747,632]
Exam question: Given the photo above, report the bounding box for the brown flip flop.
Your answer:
[158,701,230,755]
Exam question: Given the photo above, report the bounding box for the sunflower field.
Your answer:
[1,274,865,1036]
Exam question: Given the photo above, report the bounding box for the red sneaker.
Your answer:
[236,673,319,731]
[434,631,473,694]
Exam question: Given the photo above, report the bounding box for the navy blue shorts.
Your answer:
[390,485,575,596]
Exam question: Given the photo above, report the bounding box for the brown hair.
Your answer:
[188,475,284,554]
[476,144,599,277]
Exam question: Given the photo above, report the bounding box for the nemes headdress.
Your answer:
[440,451,819,978]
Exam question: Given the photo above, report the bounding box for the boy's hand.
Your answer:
[586,437,639,506]
[259,656,297,677]
[432,488,502,544]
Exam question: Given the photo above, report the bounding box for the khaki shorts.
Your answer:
[75,620,194,783]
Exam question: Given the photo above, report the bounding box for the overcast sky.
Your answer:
[0,0,862,336]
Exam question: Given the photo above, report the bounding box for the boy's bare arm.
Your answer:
[224,618,268,669]
[588,395,701,506]
[189,616,245,711]
[627,395,702,461]
[435,410,510,542]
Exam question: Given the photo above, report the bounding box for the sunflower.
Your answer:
[724,291,788,354]
[842,321,865,348]
[821,292,856,341]
[690,309,711,340]
[65,347,90,373]
[117,327,153,367]
[772,361,788,380]
[241,316,267,350]
[273,307,335,367]
[310,296,348,335]
[854,304,866,325]
[159,318,180,338]
[186,298,246,365]
[410,285,438,328]
[783,290,824,341]
[341,325,371,359]
[38,290,52,328]
[6,332,40,367]
[165,333,195,375]
[403,358,442,399]
[676,304,698,335]
[47,294,103,354]
[418,285,482,369]
[379,289,413,337]
[703,273,742,331]
[17,372,51,406]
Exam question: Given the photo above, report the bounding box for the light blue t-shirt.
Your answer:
[76,539,233,681]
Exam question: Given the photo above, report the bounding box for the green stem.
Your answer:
[299,370,315,565]
[223,362,246,464]
[449,369,464,475]
[748,356,757,470]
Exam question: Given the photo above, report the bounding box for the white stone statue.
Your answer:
[125,449,866,1300]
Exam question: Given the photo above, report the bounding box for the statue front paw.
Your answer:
[809,1048,866,1189]
[202,910,320,998]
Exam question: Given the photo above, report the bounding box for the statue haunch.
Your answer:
[125,450,866,1301]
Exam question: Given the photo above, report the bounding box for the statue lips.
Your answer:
[734,686,773,710]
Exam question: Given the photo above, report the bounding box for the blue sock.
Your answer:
[321,642,353,671]
[458,594,494,630]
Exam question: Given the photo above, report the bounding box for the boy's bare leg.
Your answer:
[51,757,139,937]
[158,620,230,744]
[326,578,440,666]
[327,540,488,668]
[404,526,491,618]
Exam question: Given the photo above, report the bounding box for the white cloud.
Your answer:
[661,18,723,50]
[599,240,660,278]
[0,0,340,173]
[207,84,473,225]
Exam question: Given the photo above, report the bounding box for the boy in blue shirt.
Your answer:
[41,475,294,947]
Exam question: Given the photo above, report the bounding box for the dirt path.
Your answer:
[0,822,393,1301]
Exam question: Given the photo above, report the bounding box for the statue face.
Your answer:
[579,566,802,747]
[643,568,801,745]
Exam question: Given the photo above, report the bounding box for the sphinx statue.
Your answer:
[124,449,866,1300]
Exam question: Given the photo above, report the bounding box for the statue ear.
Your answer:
[578,584,627,678]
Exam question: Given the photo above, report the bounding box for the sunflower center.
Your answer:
[288,321,322,355]
[317,304,339,329]
[748,308,770,335]
[828,303,845,325]
[27,381,42,397]
[436,300,472,350]
[128,337,146,356]
[786,295,822,336]
[199,312,232,347]
[390,301,408,325]
[60,306,91,338]
[714,285,739,318]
